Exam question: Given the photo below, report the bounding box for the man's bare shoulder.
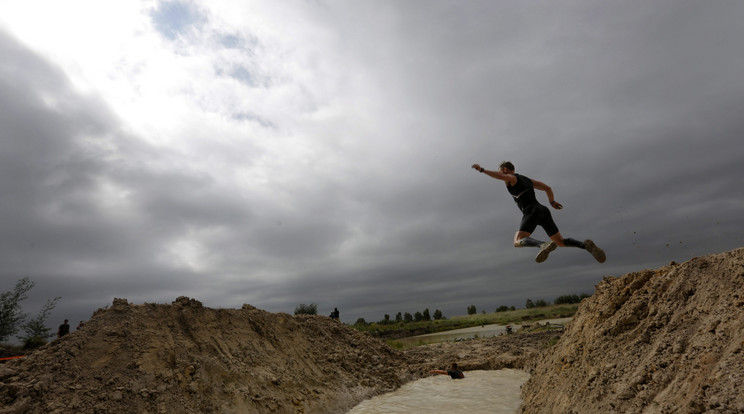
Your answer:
[502,172,518,185]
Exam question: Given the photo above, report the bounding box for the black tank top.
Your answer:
[506,174,538,213]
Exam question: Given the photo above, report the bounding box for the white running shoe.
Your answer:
[535,241,557,263]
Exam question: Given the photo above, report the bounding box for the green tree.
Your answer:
[354,317,367,326]
[414,311,423,322]
[379,314,393,325]
[433,309,443,320]
[525,299,535,309]
[395,312,403,322]
[495,305,510,312]
[554,294,578,304]
[294,303,318,315]
[422,308,431,321]
[467,305,477,315]
[1,277,35,342]
[22,296,60,340]
[403,312,413,323]
[22,296,60,349]
[535,299,548,307]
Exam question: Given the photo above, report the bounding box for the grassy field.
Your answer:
[352,303,580,340]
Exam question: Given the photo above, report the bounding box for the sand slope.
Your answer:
[520,247,744,413]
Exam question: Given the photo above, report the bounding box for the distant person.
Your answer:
[430,363,465,379]
[471,161,606,263]
[57,319,70,338]
[330,308,340,320]
[76,321,85,330]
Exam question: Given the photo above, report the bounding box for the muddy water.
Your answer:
[347,369,529,414]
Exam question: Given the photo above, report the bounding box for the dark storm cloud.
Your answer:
[2,0,744,329]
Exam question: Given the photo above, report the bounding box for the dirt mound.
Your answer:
[0,295,554,414]
[0,297,412,414]
[520,247,744,413]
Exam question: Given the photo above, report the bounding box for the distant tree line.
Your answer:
[470,292,591,314]
[352,307,446,327]
[525,293,591,309]
[295,292,591,327]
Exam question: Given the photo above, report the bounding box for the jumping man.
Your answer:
[471,161,605,263]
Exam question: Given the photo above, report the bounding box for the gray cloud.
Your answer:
[2,1,744,334]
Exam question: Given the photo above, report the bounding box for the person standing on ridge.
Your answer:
[471,161,606,263]
[57,319,70,338]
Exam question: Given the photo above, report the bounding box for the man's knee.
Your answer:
[514,232,531,247]
[550,234,566,247]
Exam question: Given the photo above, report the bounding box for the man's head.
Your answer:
[499,161,515,174]
[450,363,458,370]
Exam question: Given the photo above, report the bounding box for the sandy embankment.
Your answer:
[521,247,744,413]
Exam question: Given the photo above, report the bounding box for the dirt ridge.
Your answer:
[1,298,412,414]
[520,247,744,413]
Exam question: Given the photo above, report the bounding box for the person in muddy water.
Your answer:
[471,161,606,264]
[430,363,465,379]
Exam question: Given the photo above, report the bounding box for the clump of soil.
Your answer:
[0,296,553,414]
[520,247,744,413]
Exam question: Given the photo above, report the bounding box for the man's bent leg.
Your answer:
[560,237,606,263]
[549,232,567,247]
[514,231,544,247]
[563,238,584,248]
[515,231,557,263]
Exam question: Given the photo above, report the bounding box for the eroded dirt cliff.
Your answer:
[520,247,744,414]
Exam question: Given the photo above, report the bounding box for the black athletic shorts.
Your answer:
[519,204,559,237]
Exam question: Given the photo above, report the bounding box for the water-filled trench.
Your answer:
[348,369,529,413]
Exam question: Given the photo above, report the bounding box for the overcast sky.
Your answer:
[1,1,743,332]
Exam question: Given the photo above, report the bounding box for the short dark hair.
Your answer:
[499,161,515,171]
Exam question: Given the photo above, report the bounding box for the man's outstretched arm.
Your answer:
[471,164,516,185]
